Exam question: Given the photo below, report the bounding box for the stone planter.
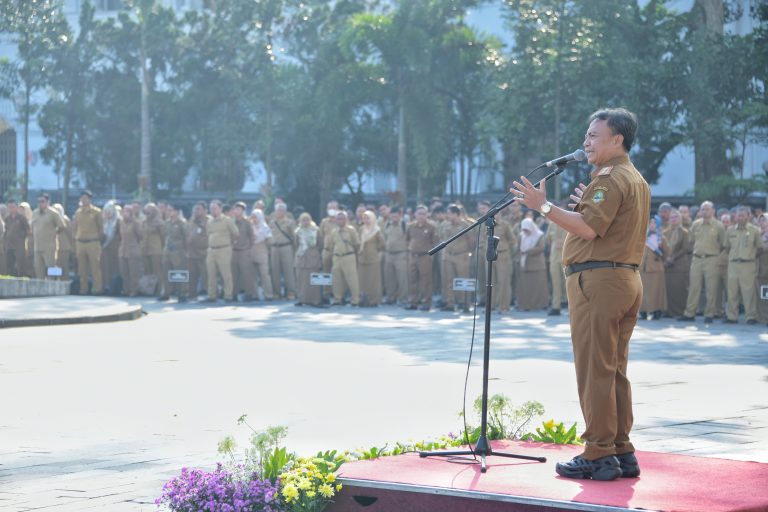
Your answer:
[0,278,71,298]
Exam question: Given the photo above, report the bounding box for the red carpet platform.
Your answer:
[330,440,768,512]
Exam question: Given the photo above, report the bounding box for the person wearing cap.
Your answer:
[512,107,649,481]
[73,190,104,294]
[204,199,238,302]
[231,202,256,301]
[269,202,297,300]
[31,193,64,279]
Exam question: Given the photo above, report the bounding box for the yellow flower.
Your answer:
[336,484,343,492]
[306,490,316,498]
[543,419,556,430]
[297,477,312,490]
[326,474,336,483]
[282,484,299,503]
[319,483,334,499]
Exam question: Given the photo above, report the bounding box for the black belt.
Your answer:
[565,261,638,277]
[334,252,355,257]
[273,242,292,247]
[410,251,429,257]
[693,253,717,258]
[732,258,754,263]
[76,238,100,243]
[210,244,230,250]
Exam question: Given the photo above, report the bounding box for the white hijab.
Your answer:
[520,218,543,267]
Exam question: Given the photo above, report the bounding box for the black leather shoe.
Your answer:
[723,318,737,324]
[418,304,430,311]
[555,455,622,481]
[677,315,695,322]
[616,452,640,478]
[704,317,713,324]
[747,319,758,325]
[547,308,561,316]
[404,304,417,310]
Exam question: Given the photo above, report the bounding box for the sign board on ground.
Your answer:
[453,278,477,292]
[311,273,332,286]
[168,270,189,283]
[762,285,768,300]
[47,266,63,277]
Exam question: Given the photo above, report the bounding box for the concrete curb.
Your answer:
[0,305,145,329]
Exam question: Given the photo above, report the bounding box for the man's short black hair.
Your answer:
[38,193,49,201]
[195,201,207,209]
[588,107,638,152]
[390,206,402,214]
[447,204,461,216]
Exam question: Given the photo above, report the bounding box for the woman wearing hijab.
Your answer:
[249,209,274,300]
[663,208,690,317]
[757,214,768,325]
[294,212,322,306]
[101,200,122,294]
[357,210,385,306]
[19,201,34,277]
[640,217,668,320]
[517,217,548,310]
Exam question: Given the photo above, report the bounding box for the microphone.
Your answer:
[544,149,586,168]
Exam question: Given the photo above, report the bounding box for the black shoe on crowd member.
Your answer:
[547,308,561,316]
[639,311,647,320]
[677,315,695,322]
[652,311,662,320]
[440,305,455,312]
[418,304,430,311]
[747,319,758,325]
[704,316,713,324]
[616,452,641,478]
[555,455,622,481]
[404,304,417,310]
[723,318,737,324]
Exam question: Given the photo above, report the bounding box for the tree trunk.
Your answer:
[23,82,30,202]
[397,83,407,203]
[63,119,73,212]
[139,23,151,197]
[319,160,332,218]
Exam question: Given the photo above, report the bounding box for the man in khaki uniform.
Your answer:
[4,200,30,277]
[678,201,725,322]
[73,190,104,294]
[319,201,340,301]
[160,204,188,301]
[512,108,649,481]
[31,193,63,279]
[505,202,523,306]
[714,213,732,318]
[269,202,297,300]
[231,202,256,301]
[724,206,761,324]
[441,205,473,312]
[205,200,238,302]
[187,201,209,299]
[492,213,515,313]
[329,211,360,306]
[546,219,568,315]
[405,206,439,310]
[475,201,490,305]
[382,207,408,305]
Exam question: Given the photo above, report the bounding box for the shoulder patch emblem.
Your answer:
[597,166,614,176]
[592,190,606,204]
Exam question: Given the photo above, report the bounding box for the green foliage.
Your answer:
[522,419,584,445]
[459,395,545,443]
[219,416,296,484]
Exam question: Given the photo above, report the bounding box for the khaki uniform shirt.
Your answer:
[546,221,568,265]
[444,219,473,256]
[207,215,238,248]
[319,217,337,252]
[233,217,255,251]
[329,224,360,256]
[563,154,650,266]
[269,217,296,246]
[689,218,725,257]
[74,205,103,242]
[187,216,209,258]
[57,218,73,253]
[495,218,515,253]
[118,218,142,258]
[383,219,408,253]
[725,223,761,261]
[31,208,63,253]
[142,217,164,256]
[164,218,187,253]
[406,221,439,253]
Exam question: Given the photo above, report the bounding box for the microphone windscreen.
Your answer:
[573,149,586,162]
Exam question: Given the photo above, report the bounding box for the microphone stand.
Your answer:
[419,162,568,473]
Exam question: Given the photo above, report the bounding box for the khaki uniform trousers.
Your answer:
[270,244,296,298]
[321,249,333,299]
[566,267,642,460]
[6,243,26,277]
[120,256,143,296]
[207,246,234,300]
[684,256,719,318]
[331,253,359,305]
[57,249,72,280]
[511,260,521,306]
[162,250,188,299]
[442,253,470,307]
[34,249,56,279]
[550,257,566,309]
[76,241,103,293]
[492,250,512,311]
[383,252,408,303]
[251,245,274,300]
[232,249,255,298]
[714,261,728,317]
[187,256,206,297]
[408,254,433,307]
[726,261,758,321]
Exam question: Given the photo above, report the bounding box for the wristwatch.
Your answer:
[539,201,553,217]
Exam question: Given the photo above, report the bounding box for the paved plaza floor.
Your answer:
[0,298,766,510]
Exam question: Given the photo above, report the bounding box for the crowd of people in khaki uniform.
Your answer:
[1,189,766,325]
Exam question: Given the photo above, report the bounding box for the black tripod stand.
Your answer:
[419,197,548,473]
